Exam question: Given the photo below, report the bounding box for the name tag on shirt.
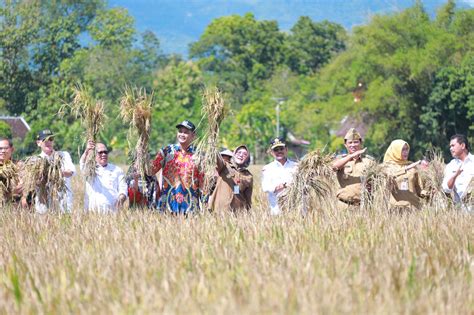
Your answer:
[233,185,240,194]
[400,180,409,191]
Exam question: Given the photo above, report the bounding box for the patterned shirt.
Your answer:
[152,144,204,213]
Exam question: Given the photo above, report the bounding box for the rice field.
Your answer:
[0,165,473,314]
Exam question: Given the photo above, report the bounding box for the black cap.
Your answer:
[270,137,286,150]
[176,120,196,132]
[37,129,55,141]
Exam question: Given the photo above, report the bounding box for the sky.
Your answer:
[108,0,473,56]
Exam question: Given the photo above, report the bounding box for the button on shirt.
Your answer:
[81,162,127,213]
[442,153,474,203]
[261,159,298,215]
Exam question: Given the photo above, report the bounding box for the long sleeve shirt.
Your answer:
[442,153,474,203]
[80,162,127,213]
[261,159,298,215]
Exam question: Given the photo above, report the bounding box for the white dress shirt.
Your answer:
[442,153,474,204]
[261,159,298,215]
[36,151,76,214]
[81,162,127,213]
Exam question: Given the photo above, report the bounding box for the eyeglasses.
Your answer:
[97,150,109,155]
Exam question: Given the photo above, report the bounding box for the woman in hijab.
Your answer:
[382,139,428,210]
[209,145,253,212]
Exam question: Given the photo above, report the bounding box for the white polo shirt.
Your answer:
[262,159,298,215]
[80,162,127,213]
[442,153,474,203]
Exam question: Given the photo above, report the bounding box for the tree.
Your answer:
[189,13,285,104]
[88,7,135,48]
[285,17,346,75]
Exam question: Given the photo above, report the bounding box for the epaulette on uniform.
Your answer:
[364,154,375,161]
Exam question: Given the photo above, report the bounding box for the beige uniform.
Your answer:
[382,162,427,209]
[209,159,253,212]
[336,155,374,204]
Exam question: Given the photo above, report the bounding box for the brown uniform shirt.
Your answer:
[209,160,253,212]
[382,162,427,209]
[336,156,375,204]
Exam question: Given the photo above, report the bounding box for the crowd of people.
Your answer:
[0,120,472,214]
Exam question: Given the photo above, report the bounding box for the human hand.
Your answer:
[349,147,367,160]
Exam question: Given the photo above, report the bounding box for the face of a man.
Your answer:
[37,137,55,156]
[0,140,13,163]
[344,139,362,155]
[271,146,288,162]
[401,144,410,161]
[95,143,109,167]
[177,127,195,148]
[449,138,466,158]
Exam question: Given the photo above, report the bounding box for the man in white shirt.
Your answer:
[80,140,127,213]
[261,138,298,215]
[442,134,474,210]
[35,129,76,213]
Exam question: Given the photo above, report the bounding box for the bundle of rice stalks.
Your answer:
[0,160,18,205]
[120,86,153,184]
[361,161,391,210]
[195,87,229,195]
[22,153,66,210]
[61,84,105,181]
[419,150,450,208]
[279,150,335,213]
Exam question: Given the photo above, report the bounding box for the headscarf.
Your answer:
[231,145,250,170]
[383,139,410,165]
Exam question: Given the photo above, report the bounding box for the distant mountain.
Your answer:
[109,0,472,56]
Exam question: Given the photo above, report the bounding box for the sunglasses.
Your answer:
[97,150,109,155]
[272,147,285,152]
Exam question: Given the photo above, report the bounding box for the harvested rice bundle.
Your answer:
[195,87,229,195]
[0,160,18,204]
[419,150,450,208]
[120,86,153,183]
[362,162,391,210]
[279,150,335,213]
[61,84,105,181]
[22,153,66,210]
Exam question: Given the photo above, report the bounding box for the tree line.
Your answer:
[0,0,472,162]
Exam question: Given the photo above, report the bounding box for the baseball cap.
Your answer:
[176,120,196,132]
[37,129,55,141]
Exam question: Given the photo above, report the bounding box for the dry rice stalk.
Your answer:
[362,162,391,210]
[22,153,66,211]
[61,84,106,182]
[195,87,229,195]
[120,86,153,184]
[279,150,335,213]
[419,149,450,209]
[0,160,18,205]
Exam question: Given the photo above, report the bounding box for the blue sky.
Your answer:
[109,0,472,56]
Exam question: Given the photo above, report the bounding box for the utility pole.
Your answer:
[272,97,286,138]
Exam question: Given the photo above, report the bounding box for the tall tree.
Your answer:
[285,17,346,75]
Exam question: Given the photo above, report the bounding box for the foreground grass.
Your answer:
[1,206,473,314]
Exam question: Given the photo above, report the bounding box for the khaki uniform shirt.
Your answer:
[209,161,253,212]
[336,156,374,203]
[383,162,427,209]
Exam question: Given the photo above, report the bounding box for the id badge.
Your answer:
[400,180,409,191]
[233,185,240,194]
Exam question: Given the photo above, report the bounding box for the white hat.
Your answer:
[220,149,233,157]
